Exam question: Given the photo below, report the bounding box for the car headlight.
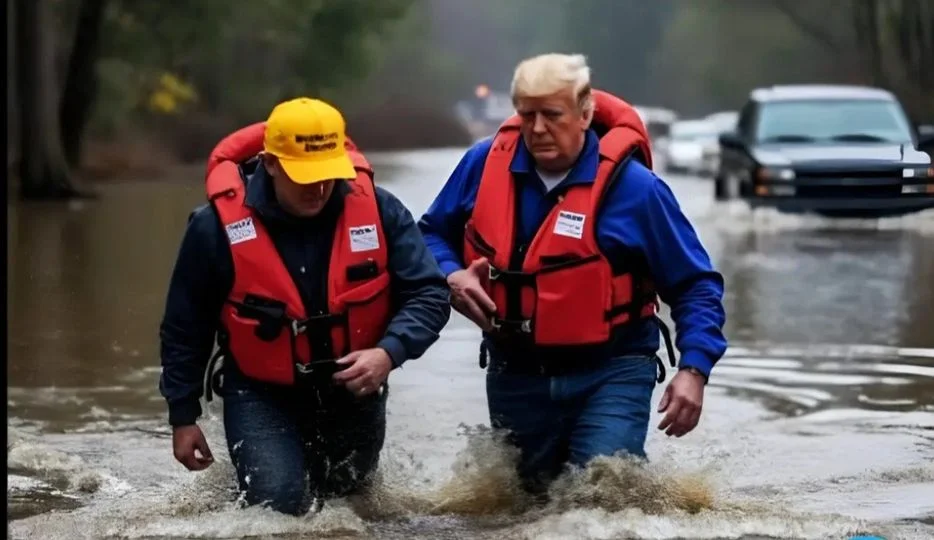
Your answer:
[756,167,795,181]
[901,166,934,194]
[902,166,934,178]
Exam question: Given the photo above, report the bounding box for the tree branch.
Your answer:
[770,0,843,54]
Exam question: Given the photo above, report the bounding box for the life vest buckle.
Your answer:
[294,359,339,376]
[291,313,346,336]
[291,319,307,336]
[491,317,532,334]
[488,266,535,286]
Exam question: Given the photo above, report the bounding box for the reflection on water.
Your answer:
[7,156,934,539]
[714,345,934,416]
[717,229,934,348]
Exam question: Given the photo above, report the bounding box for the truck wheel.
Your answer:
[714,175,731,201]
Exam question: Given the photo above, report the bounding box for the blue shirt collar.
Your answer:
[509,129,600,186]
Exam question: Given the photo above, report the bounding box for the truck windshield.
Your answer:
[756,99,913,144]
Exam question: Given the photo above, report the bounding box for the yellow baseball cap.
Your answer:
[263,97,357,184]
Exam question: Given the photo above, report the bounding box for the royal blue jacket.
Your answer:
[417,130,727,377]
[159,159,451,426]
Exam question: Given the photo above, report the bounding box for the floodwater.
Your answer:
[7,148,934,540]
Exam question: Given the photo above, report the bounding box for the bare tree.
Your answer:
[852,0,884,86]
[772,0,934,119]
[60,0,109,168]
[14,0,82,199]
[771,0,845,54]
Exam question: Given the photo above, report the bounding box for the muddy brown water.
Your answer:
[8,148,934,539]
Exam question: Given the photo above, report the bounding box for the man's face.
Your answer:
[263,155,336,218]
[515,89,592,172]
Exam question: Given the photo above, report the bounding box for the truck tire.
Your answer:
[714,175,731,201]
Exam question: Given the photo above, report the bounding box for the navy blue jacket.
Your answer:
[159,159,451,426]
[418,131,727,376]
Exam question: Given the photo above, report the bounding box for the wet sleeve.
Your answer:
[158,205,232,426]
[601,165,728,379]
[376,187,452,368]
[416,138,491,277]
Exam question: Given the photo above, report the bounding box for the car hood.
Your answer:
[752,142,929,168]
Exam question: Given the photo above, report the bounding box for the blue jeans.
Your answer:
[486,354,658,493]
[219,363,387,515]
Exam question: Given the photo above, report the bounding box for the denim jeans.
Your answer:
[219,362,387,515]
[486,354,658,494]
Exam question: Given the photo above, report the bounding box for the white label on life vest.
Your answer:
[225,217,257,245]
[554,211,586,239]
[349,224,380,252]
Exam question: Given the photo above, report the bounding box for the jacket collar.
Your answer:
[509,129,600,188]
[242,158,347,224]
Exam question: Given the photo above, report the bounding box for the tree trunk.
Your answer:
[7,0,18,172]
[771,0,845,54]
[852,0,885,87]
[15,0,83,199]
[60,0,108,167]
[921,0,934,114]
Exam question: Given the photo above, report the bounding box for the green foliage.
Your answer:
[87,0,415,131]
[51,0,932,159]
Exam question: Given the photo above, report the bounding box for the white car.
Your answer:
[699,111,739,176]
[664,120,718,175]
[633,105,678,158]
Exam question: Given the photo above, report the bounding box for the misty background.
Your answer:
[8,0,934,196]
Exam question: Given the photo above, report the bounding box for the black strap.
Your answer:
[204,349,226,403]
[488,266,536,287]
[290,312,347,336]
[291,312,347,377]
[490,317,533,335]
[654,315,677,384]
[502,174,531,327]
[488,264,535,337]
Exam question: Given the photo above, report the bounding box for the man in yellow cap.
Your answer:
[158,98,451,514]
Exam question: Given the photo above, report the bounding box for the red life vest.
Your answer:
[204,122,392,386]
[462,90,658,347]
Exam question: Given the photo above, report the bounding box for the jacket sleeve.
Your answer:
[375,187,452,368]
[601,163,728,379]
[416,138,491,277]
[158,205,232,426]
[637,174,727,378]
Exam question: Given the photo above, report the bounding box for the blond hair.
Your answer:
[510,53,593,113]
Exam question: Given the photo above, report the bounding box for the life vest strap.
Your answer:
[488,264,535,338]
[294,358,342,376]
[488,265,536,287]
[655,316,677,384]
[204,349,226,403]
[490,317,533,335]
[290,312,347,336]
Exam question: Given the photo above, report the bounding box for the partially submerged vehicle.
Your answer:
[716,85,934,217]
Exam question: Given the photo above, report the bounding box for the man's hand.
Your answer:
[657,368,706,437]
[172,424,214,471]
[332,347,393,397]
[447,257,496,331]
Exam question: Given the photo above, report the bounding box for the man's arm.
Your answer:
[375,187,453,368]
[416,138,492,277]
[158,205,232,426]
[602,162,727,379]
